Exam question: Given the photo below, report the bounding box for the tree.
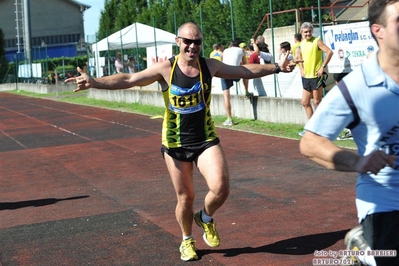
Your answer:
[98,0,118,40]
[114,0,139,29]
[166,0,197,31]
[233,0,271,43]
[196,0,231,56]
[137,0,168,29]
[95,0,336,60]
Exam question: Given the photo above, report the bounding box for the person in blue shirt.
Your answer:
[300,1,399,265]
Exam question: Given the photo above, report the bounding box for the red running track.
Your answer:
[0,92,358,266]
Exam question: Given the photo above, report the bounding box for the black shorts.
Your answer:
[301,76,324,92]
[161,138,220,162]
[361,211,399,265]
[221,78,240,91]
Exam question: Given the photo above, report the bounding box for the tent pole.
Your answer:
[135,22,140,71]
[95,32,99,77]
[153,18,158,64]
[107,30,110,76]
[120,26,125,72]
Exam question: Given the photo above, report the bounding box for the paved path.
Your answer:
[0,92,358,266]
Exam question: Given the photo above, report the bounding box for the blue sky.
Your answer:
[83,0,105,38]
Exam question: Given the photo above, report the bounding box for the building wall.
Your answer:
[1,0,24,38]
[29,0,84,37]
[0,0,88,56]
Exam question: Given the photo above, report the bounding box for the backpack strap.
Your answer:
[337,81,360,129]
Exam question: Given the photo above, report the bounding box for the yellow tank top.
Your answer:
[210,50,222,61]
[291,42,301,67]
[291,42,301,59]
[162,55,217,148]
[301,37,322,78]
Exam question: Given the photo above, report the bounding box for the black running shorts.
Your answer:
[161,138,220,162]
[301,76,324,92]
[361,211,399,265]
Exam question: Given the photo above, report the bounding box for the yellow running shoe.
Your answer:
[179,238,198,261]
[342,225,369,265]
[194,210,220,247]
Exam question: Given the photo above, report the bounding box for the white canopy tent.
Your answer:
[91,22,177,76]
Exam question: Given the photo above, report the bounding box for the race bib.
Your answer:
[168,82,205,114]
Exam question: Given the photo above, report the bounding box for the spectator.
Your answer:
[248,39,261,64]
[279,41,294,62]
[115,52,126,73]
[127,56,136,74]
[209,43,223,61]
[240,42,252,98]
[221,40,246,126]
[297,22,333,136]
[291,33,302,62]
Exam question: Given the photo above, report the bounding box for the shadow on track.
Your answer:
[198,229,349,258]
[0,195,90,211]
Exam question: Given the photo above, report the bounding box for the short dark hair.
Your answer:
[294,33,302,42]
[280,41,291,51]
[368,0,399,42]
[258,42,269,53]
[229,40,239,47]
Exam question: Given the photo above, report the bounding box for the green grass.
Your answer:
[8,89,357,149]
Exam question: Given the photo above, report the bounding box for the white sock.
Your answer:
[183,234,194,240]
[201,210,212,223]
[358,247,376,266]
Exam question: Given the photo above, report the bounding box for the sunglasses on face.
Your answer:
[178,37,203,46]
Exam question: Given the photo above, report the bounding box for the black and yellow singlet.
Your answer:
[161,55,218,148]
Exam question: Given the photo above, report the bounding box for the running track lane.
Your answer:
[0,92,358,266]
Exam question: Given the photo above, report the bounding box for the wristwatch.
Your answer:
[274,63,281,74]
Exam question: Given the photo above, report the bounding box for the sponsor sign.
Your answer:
[323,22,377,73]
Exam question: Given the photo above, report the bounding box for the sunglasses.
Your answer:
[178,37,203,46]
